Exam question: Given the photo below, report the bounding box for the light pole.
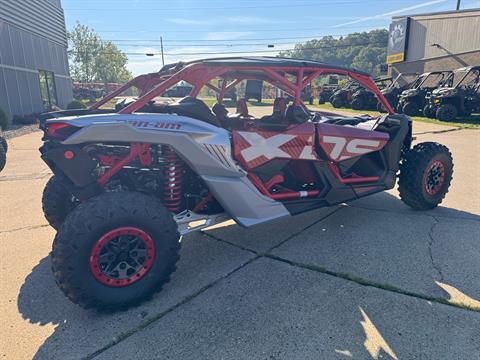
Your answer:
[456,0,461,10]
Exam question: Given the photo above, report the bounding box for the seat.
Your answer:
[164,97,220,126]
[235,99,249,117]
[212,102,247,130]
[273,97,287,117]
[255,98,289,130]
[285,104,310,124]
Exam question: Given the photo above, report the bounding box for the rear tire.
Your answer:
[398,142,453,210]
[42,175,77,230]
[0,143,6,172]
[51,191,181,310]
[402,102,419,116]
[331,96,344,108]
[351,98,364,110]
[436,104,458,121]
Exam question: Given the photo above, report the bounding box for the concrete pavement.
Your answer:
[0,117,479,359]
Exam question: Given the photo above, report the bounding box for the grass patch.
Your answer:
[311,103,480,129]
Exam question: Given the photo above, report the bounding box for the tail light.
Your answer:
[46,122,80,140]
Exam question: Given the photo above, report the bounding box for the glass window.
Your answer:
[38,70,58,111]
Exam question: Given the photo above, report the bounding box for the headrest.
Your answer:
[212,102,228,117]
[273,97,287,114]
[236,99,249,116]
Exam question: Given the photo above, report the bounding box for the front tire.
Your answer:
[0,143,6,172]
[51,191,181,310]
[423,104,436,118]
[436,104,458,121]
[0,136,8,153]
[377,102,386,113]
[42,175,77,230]
[399,142,453,210]
[331,96,344,108]
[402,101,419,116]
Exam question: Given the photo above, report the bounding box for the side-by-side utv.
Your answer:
[425,65,480,121]
[397,71,452,116]
[38,57,453,310]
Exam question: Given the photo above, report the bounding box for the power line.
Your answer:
[79,41,386,56]
[104,32,387,43]
[92,24,390,34]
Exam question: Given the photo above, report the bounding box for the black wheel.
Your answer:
[402,102,419,116]
[351,98,364,110]
[51,191,181,310]
[399,142,453,210]
[331,96,344,108]
[436,104,458,121]
[377,102,386,113]
[423,105,436,118]
[318,95,326,105]
[42,175,78,230]
[0,143,6,173]
[0,136,7,153]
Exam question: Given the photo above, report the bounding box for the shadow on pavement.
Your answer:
[17,191,479,359]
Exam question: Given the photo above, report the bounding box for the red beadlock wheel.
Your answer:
[423,160,445,196]
[89,227,156,287]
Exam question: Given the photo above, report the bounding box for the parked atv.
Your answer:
[39,57,453,311]
[377,72,418,112]
[425,66,480,121]
[318,85,337,104]
[351,77,392,110]
[330,81,361,108]
[0,135,7,172]
[397,71,452,116]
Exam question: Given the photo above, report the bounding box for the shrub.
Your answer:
[13,114,37,125]
[0,108,9,130]
[67,100,87,110]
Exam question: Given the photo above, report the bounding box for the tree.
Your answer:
[279,29,388,76]
[68,23,132,83]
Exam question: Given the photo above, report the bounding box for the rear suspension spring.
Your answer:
[162,146,183,212]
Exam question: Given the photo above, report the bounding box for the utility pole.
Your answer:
[160,36,165,67]
[456,0,461,10]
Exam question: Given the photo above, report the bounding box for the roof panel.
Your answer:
[163,56,372,77]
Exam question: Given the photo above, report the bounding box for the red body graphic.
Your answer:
[232,122,389,170]
[317,123,389,162]
[233,123,318,170]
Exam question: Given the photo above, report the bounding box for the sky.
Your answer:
[61,0,480,76]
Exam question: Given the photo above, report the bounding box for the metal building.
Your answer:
[0,0,72,121]
[387,8,480,75]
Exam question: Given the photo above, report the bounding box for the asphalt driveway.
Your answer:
[0,118,479,360]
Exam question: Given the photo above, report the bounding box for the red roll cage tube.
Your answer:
[91,60,395,115]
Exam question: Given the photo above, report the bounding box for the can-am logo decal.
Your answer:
[389,23,405,49]
[121,120,182,130]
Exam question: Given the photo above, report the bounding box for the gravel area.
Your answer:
[1,124,40,139]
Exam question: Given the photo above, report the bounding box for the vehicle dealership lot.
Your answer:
[1,116,479,359]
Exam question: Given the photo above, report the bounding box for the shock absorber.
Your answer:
[162,146,183,212]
